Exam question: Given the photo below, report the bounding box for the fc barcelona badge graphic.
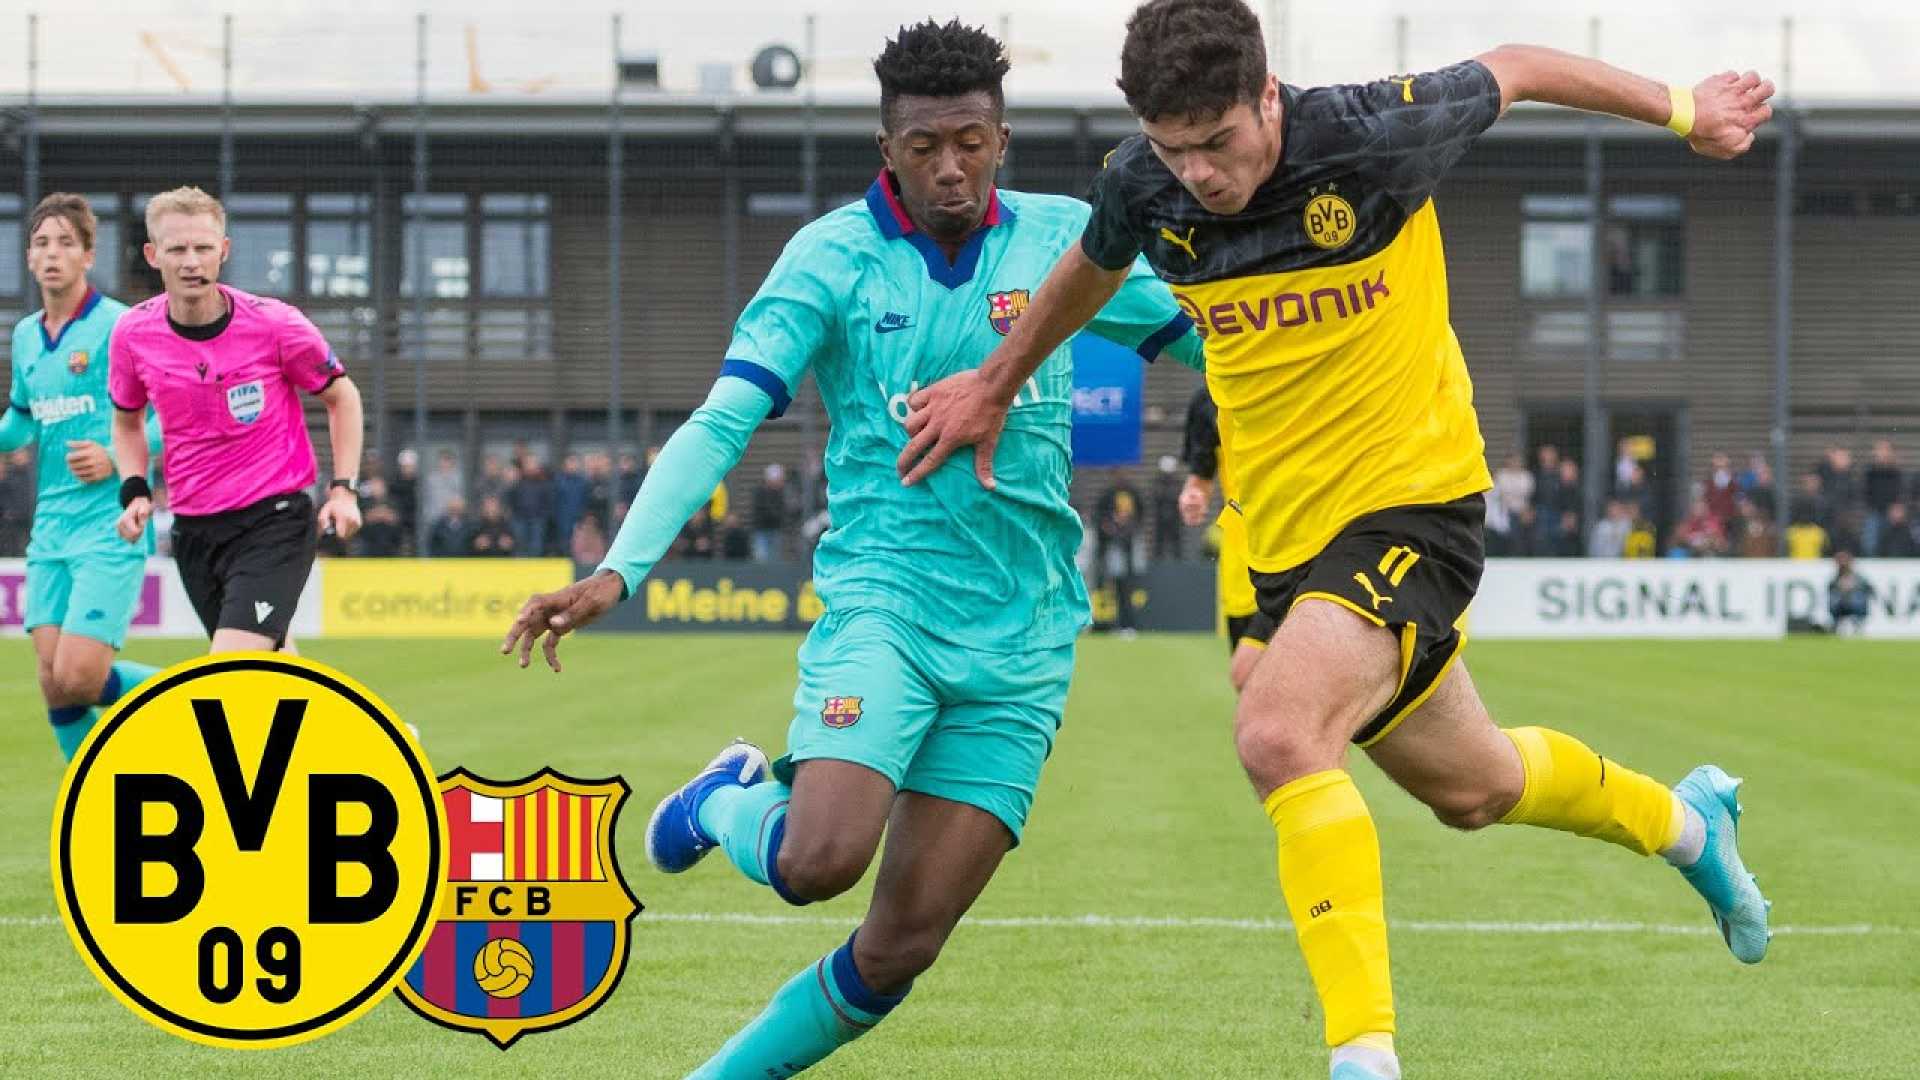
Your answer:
[987,289,1029,335]
[68,350,90,375]
[395,769,641,1048]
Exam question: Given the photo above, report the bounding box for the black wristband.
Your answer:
[119,476,152,508]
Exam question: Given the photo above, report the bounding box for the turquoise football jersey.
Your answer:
[8,289,152,559]
[722,176,1204,652]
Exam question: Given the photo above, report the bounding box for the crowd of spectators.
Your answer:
[1484,438,1919,561]
[2,434,1916,568]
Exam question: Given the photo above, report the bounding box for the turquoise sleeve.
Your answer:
[0,406,38,452]
[1083,254,1205,372]
[144,408,164,459]
[596,377,771,600]
[721,224,839,415]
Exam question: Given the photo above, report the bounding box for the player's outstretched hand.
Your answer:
[501,570,625,673]
[1179,475,1213,526]
[116,496,152,543]
[318,487,363,541]
[897,369,1007,491]
[65,440,114,484]
[1688,70,1774,160]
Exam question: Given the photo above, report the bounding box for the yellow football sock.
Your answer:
[1499,726,1682,856]
[1265,770,1394,1048]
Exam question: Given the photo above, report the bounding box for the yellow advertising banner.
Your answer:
[320,559,572,638]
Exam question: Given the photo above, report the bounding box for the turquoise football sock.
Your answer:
[687,933,908,1080]
[696,780,811,905]
[50,705,99,761]
[98,659,164,709]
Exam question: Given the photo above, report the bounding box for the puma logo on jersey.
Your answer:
[1159,226,1199,261]
[1390,75,1416,102]
[1353,572,1392,611]
[254,601,275,625]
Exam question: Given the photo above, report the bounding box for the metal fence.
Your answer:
[5,11,1920,563]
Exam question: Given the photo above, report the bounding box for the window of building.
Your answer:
[307,193,374,298]
[87,193,124,296]
[224,193,296,295]
[476,308,554,362]
[397,307,470,363]
[479,194,550,298]
[0,194,21,302]
[1521,194,1684,300]
[402,193,470,299]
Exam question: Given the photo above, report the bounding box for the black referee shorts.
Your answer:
[171,490,318,647]
[1250,494,1486,747]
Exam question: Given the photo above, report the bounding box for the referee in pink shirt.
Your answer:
[109,186,365,652]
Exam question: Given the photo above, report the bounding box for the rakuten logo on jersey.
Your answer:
[886,378,1046,427]
[30,394,97,425]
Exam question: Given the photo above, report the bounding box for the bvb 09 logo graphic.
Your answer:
[52,655,445,1048]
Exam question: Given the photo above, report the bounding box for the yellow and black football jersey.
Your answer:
[1083,61,1502,574]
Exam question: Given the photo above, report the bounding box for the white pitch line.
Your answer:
[635,912,1889,936]
[0,912,1895,936]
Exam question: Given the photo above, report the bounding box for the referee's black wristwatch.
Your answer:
[329,477,360,498]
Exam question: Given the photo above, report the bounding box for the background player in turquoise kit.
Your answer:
[5,194,164,760]
[502,21,1201,1077]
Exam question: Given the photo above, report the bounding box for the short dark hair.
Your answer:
[873,19,1010,130]
[1118,0,1268,123]
[27,192,98,251]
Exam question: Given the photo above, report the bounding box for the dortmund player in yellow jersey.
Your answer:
[1180,385,1272,691]
[900,2,1776,1075]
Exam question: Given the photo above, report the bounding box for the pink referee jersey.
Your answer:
[109,284,345,517]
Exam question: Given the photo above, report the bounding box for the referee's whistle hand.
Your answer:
[116,498,151,544]
[1688,70,1775,160]
[318,490,363,541]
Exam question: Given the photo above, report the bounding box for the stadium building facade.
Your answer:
[4,96,1918,535]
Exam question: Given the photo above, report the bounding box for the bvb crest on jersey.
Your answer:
[395,769,641,1049]
[987,289,1030,335]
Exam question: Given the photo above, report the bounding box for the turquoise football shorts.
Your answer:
[24,553,147,649]
[774,607,1075,845]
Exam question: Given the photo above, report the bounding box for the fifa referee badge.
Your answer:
[52,654,445,1048]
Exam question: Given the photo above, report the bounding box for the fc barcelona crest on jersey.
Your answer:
[821,696,864,729]
[68,350,89,375]
[395,769,641,1049]
[987,290,1030,335]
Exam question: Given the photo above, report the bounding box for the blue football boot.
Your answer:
[645,739,769,874]
[1673,765,1773,963]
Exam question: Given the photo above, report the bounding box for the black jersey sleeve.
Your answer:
[1182,385,1220,481]
[1080,137,1158,271]
[1311,60,1502,211]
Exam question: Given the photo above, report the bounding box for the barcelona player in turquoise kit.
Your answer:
[5,194,164,760]
[503,22,1202,1077]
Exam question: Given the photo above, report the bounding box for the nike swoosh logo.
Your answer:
[875,323,913,335]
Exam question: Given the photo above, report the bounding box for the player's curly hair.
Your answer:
[1117,0,1268,123]
[873,19,1010,130]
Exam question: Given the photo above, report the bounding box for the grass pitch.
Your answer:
[1,634,1913,1078]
